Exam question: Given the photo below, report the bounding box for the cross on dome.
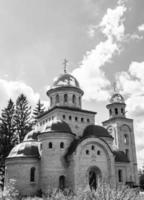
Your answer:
[63,58,68,73]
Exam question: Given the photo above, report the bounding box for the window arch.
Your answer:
[72,94,76,104]
[60,142,64,149]
[49,142,52,149]
[56,94,59,104]
[64,94,68,103]
[59,175,65,190]
[30,167,36,182]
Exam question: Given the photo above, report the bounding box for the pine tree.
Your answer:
[14,94,32,143]
[0,99,16,189]
[33,99,45,121]
[0,99,16,158]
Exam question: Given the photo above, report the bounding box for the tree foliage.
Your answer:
[0,99,16,159]
[14,94,32,143]
[33,100,45,122]
[0,99,16,189]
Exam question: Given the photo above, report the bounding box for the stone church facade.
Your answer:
[5,72,138,195]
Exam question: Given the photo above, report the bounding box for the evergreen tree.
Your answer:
[0,99,16,189]
[33,99,45,122]
[14,94,32,143]
[0,99,16,158]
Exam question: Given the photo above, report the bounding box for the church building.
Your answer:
[5,71,138,195]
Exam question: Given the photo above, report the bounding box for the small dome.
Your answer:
[24,130,39,141]
[8,141,40,158]
[52,73,80,89]
[110,93,125,104]
[44,119,72,133]
[83,125,112,138]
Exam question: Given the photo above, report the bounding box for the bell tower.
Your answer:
[102,91,138,185]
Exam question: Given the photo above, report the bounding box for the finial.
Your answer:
[63,58,68,73]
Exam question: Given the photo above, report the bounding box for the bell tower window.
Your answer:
[124,134,129,144]
[109,109,112,116]
[64,94,68,103]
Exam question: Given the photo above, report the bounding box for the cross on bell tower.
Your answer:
[63,58,68,74]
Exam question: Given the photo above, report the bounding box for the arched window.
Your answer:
[91,145,95,150]
[56,94,59,104]
[79,96,81,106]
[121,108,124,115]
[97,150,100,155]
[109,109,112,116]
[124,134,129,144]
[59,175,65,190]
[86,150,89,155]
[72,94,76,104]
[30,167,36,182]
[49,142,52,149]
[64,94,68,103]
[60,142,64,149]
[125,149,129,159]
[115,108,118,115]
[118,169,123,182]
[50,97,53,106]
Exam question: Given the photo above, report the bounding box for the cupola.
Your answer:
[47,71,84,109]
[106,92,126,118]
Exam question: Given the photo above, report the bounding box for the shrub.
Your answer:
[2,179,20,200]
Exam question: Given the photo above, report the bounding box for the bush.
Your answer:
[0,180,144,200]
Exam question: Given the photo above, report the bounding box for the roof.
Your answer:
[52,73,80,89]
[43,119,72,133]
[7,141,40,159]
[113,150,129,163]
[24,130,39,141]
[110,93,125,104]
[83,125,113,138]
[38,106,96,119]
[64,125,113,163]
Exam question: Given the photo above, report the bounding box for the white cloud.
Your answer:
[0,79,40,111]
[99,4,126,41]
[138,24,144,32]
[116,61,144,168]
[73,1,127,101]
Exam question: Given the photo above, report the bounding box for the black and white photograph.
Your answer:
[0,0,144,199]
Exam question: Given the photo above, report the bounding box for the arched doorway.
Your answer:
[88,167,101,190]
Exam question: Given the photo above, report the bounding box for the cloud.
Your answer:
[116,61,144,168]
[0,79,40,111]
[138,24,144,32]
[73,0,127,101]
[99,4,126,42]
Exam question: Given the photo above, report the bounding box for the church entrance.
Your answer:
[88,167,101,190]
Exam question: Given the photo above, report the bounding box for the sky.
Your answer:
[0,0,144,168]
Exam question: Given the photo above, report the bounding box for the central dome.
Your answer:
[52,73,80,89]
